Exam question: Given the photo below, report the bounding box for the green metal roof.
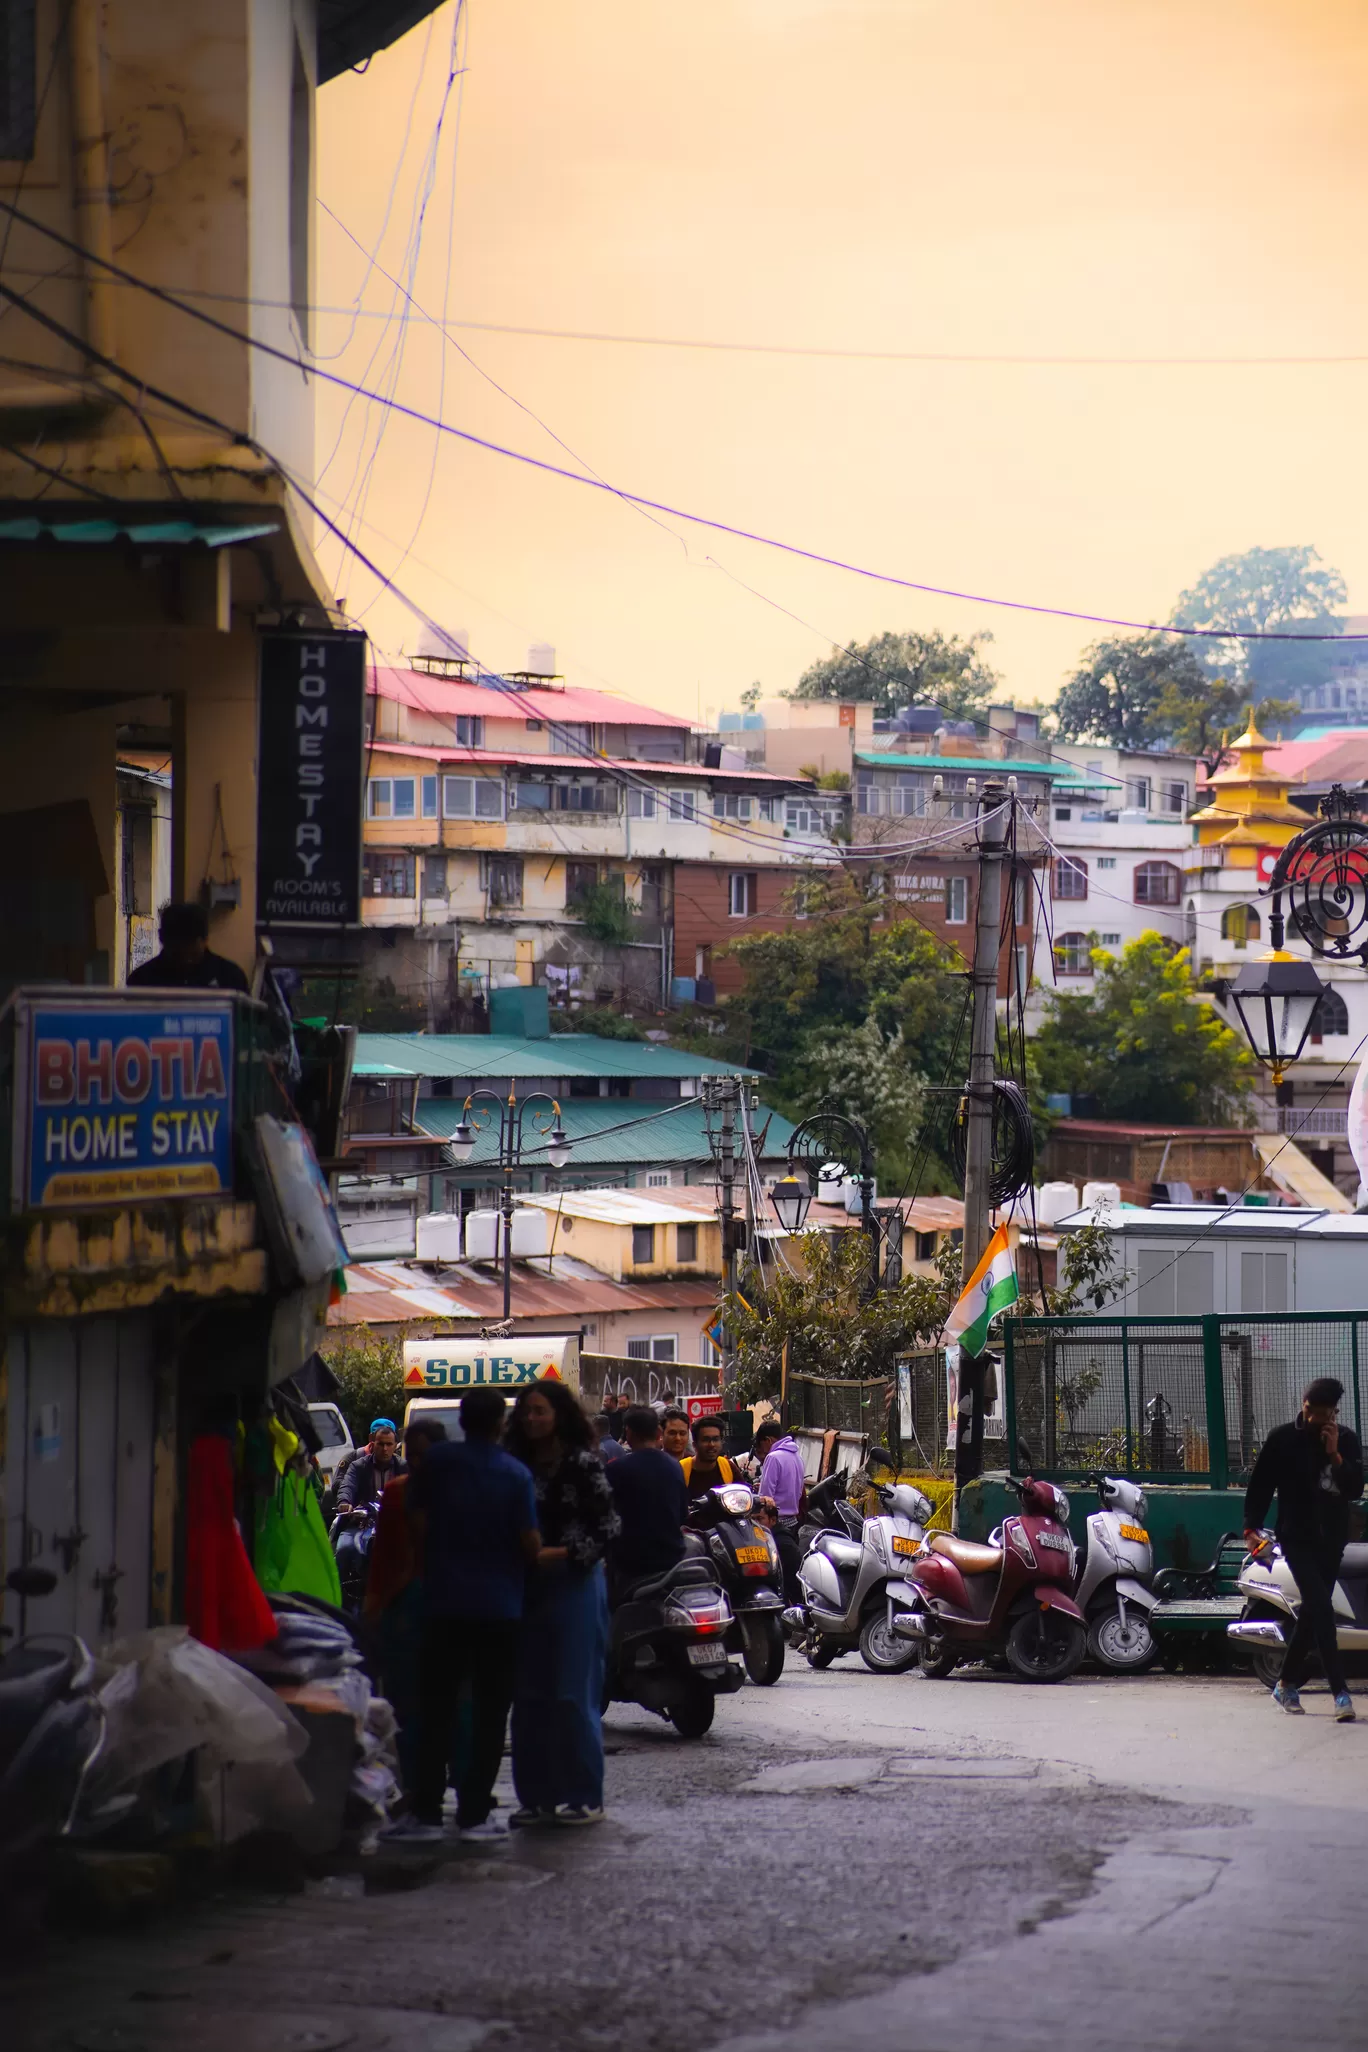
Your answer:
[854,752,1059,777]
[0,516,279,548]
[352,1031,759,1082]
[414,1095,797,1169]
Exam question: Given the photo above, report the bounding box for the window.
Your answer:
[514,778,616,814]
[1125,776,1151,812]
[482,854,524,908]
[627,786,657,818]
[552,720,594,755]
[1311,987,1350,1040]
[638,865,667,921]
[566,861,599,907]
[363,851,415,898]
[1220,903,1261,946]
[512,779,551,811]
[786,798,824,834]
[1014,874,1027,925]
[915,1231,938,1262]
[1054,931,1094,976]
[1053,857,1088,901]
[455,715,484,748]
[421,854,448,899]
[676,1224,698,1262]
[421,776,438,819]
[668,790,697,822]
[1161,780,1188,815]
[757,796,779,822]
[1054,807,1072,822]
[631,1225,656,1265]
[1241,1251,1288,1314]
[728,872,757,917]
[627,1335,677,1361]
[1135,861,1182,907]
[525,718,544,731]
[367,777,416,819]
[1099,932,1121,947]
[945,875,968,924]
[646,1170,672,1188]
[1097,856,1117,871]
[714,791,754,821]
[443,776,504,820]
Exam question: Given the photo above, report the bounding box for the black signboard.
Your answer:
[256,630,367,927]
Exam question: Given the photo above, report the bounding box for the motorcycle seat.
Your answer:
[620,1559,713,1604]
[929,1532,1003,1575]
[1338,1543,1368,1577]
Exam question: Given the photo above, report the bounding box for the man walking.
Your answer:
[1244,1375,1364,1721]
[387,1388,541,1842]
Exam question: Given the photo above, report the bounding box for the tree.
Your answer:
[1052,634,1206,750]
[740,682,762,713]
[1033,933,1254,1125]
[326,1328,411,1444]
[787,1017,923,1167]
[1171,544,1346,694]
[790,629,1002,723]
[1154,673,1299,776]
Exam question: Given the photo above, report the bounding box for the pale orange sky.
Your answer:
[314,0,1368,721]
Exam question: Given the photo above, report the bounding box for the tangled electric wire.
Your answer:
[946,1078,1035,1207]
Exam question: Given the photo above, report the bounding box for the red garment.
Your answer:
[185,1435,278,1652]
[363,1473,418,1621]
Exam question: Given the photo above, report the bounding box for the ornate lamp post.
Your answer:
[769,1099,879,1290]
[448,1088,572,1318]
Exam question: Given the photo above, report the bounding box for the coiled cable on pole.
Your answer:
[947,1079,1034,1206]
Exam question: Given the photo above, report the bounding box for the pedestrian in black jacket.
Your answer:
[1244,1376,1364,1720]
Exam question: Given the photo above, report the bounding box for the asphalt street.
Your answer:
[6,1660,1365,2052]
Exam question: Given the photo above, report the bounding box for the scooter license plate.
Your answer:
[687,1643,726,1667]
[735,1545,769,1564]
[1119,1523,1149,1543]
[892,1536,919,1556]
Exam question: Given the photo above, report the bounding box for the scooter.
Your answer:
[784,1470,935,1674]
[605,1558,745,1737]
[1228,1532,1368,1688]
[0,1567,108,1886]
[1073,1472,1159,1672]
[330,1495,382,1613]
[797,1469,864,1553]
[687,1481,788,1686]
[890,1473,1086,1682]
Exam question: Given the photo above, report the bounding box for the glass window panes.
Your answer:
[1135,861,1181,907]
[1054,931,1093,975]
[714,792,753,820]
[627,786,657,818]
[421,776,438,818]
[676,1224,698,1261]
[389,778,415,819]
[368,778,393,818]
[363,851,414,897]
[631,1225,655,1264]
[668,789,696,821]
[443,776,504,819]
[455,715,483,748]
[728,872,757,916]
[1053,857,1088,901]
[945,875,968,924]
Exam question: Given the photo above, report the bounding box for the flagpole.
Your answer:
[955,779,1011,1507]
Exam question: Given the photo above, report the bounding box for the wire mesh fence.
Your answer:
[1005,1313,1367,1485]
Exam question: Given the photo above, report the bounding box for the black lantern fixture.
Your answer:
[449,1116,477,1164]
[1226,955,1327,1086]
[770,1171,812,1234]
[445,1090,574,1317]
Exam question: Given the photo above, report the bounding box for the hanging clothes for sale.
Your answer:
[254,1465,344,1606]
[185,1435,278,1653]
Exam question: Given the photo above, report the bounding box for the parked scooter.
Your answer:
[1228,1531,1368,1688]
[797,1469,864,1553]
[0,1567,107,1884]
[889,1473,1086,1681]
[605,1558,744,1737]
[784,1464,934,1674]
[1073,1472,1158,1672]
[687,1481,788,1685]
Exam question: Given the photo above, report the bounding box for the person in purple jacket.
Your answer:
[755,1419,805,1602]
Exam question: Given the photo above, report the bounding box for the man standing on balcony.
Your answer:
[127,901,249,993]
[1244,1376,1363,1721]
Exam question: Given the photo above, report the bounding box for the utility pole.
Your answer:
[704,1076,741,1396]
[955,779,1011,1493]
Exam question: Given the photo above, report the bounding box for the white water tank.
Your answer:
[1081,1180,1122,1213]
[416,1212,464,1263]
[510,1207,549,1257]
[464,1210,501,1261]
[1037,1181,1081,1226]
[417,623,469,661]
[525,642,557,676]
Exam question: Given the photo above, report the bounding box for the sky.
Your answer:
[314,0,1368,723]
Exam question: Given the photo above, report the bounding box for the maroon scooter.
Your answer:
[889,1475,1087,1682]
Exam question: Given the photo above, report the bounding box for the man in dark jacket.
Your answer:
[607,1406,688,1590]
[338,1419,406,1512]
[1244,1375,1364,1720]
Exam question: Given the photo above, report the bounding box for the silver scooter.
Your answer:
[783,1464,934,1674]
[1073,1472,1158,1672]
[1228,1532,1368,1688]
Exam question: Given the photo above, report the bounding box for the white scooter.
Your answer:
[783,1458,934,1674]
[1073,1473,1159,1672]
[1227,1532,1368,1688]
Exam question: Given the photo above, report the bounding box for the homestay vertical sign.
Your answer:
[256,631,366,926]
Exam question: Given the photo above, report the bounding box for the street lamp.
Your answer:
[769,1171,812,1234]
[1226,956,1326,1086]
[446,1088,573,1318]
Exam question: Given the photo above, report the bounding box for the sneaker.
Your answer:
[1272,1682,1304,1714]
[508,1806,555,1829]
[554,1804,605,1827]
[1334,1691,1357,1723]
[379,1817,445,1844]
[457,1817,508,1843]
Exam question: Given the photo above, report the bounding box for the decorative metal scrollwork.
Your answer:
[1268,785,1368,962]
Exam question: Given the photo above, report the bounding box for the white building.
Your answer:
[1028,744,1198,1012]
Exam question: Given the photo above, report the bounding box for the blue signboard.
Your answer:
[27,1003,235,1208]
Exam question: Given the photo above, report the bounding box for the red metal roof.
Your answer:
[364,740,804,785]
[370,666,692,729]
[330,1260,717,1331]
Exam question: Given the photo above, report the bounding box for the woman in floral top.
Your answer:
[504,1382,619,1826]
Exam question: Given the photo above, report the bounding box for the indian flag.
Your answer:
[942,1224,1019,1357]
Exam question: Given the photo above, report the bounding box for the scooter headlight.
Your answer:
[716,1485,753,1516]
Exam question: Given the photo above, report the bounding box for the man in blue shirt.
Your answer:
[607,1406,689,1591]
[388,1388,540,1842]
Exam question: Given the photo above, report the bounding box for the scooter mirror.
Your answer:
[867,1446,898,1473]
[6,1565,58,1598]
[1014,1436,1034,1475]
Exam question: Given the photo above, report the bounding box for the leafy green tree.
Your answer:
[1052,635,1206,749]
[790,629,1002,722]
[723,1230,948,1401]
[1171,544,1346,695]
[740,682,762,713]
[326,1328,412,1444]
[786,1017,923,1167]
[1033,933,1254,1124]
[1154,673,1298,775]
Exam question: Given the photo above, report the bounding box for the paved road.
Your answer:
[6,1660,1366,2052]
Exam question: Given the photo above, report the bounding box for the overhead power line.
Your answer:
[0,196,1362,646]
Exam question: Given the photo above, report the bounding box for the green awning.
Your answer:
[0,516,280,548]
